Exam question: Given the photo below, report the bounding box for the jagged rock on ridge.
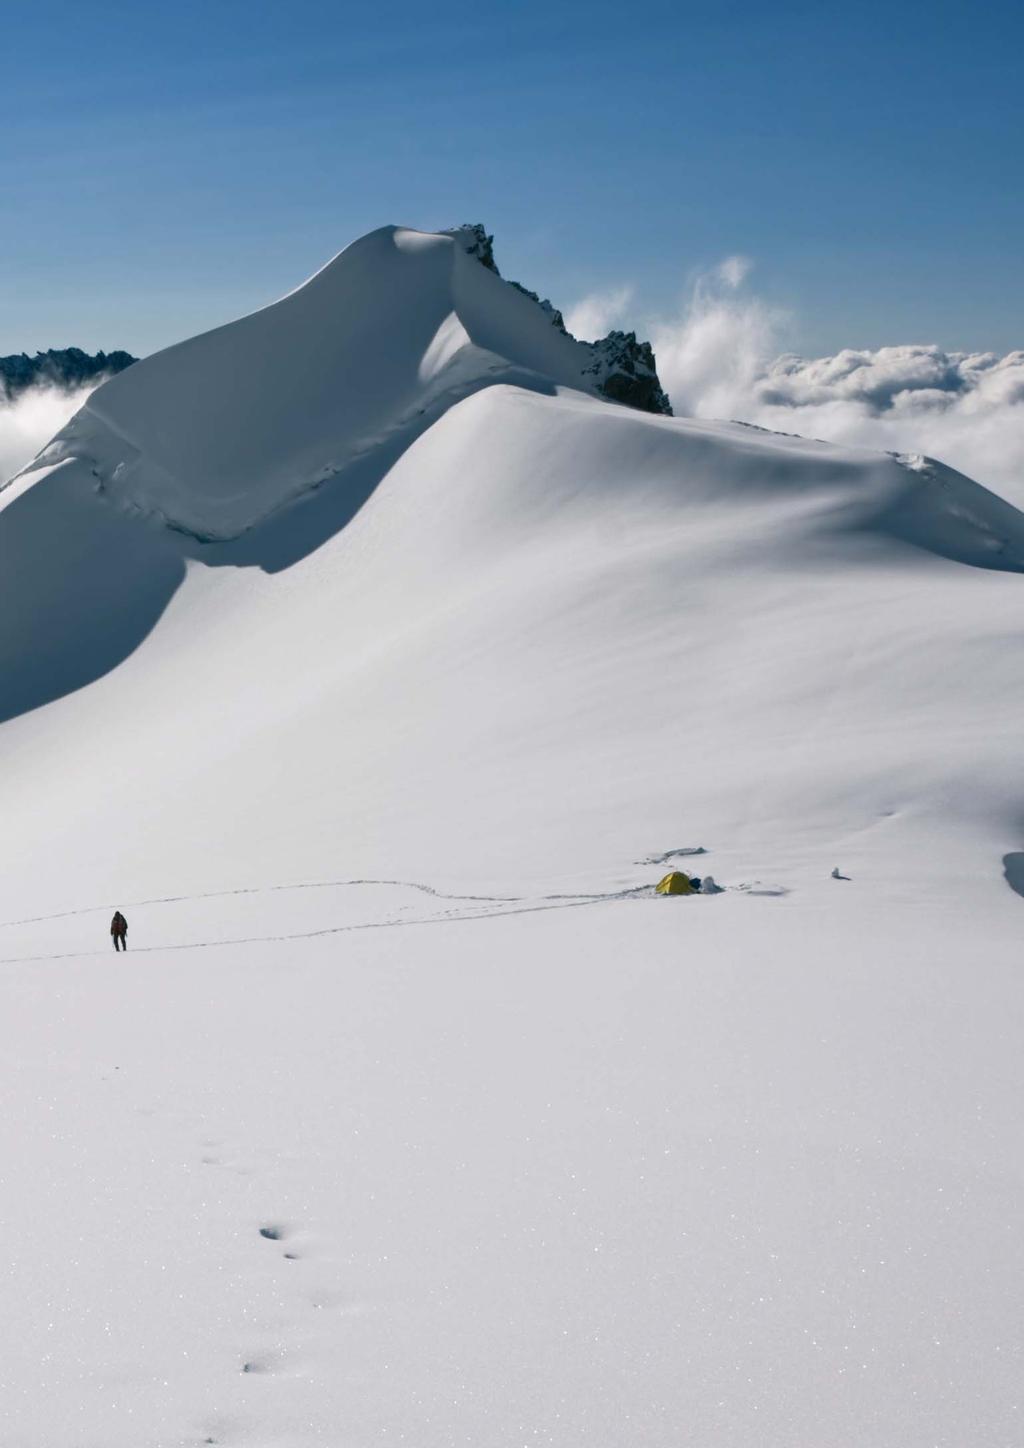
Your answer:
[581,330,673,416]
[446,223,497,272]
[447,223,672,416]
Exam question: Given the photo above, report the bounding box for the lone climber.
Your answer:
[110,911,128,951]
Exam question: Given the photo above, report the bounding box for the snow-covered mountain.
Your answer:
[2,225,1022,1447]
[17,224,668,541]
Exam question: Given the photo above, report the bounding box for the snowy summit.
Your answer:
[14,224,669,541]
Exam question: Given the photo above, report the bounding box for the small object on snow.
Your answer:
[639,846,706,865]
[831,867,850,880]
[700,875,722,894]
[655,870,696,895]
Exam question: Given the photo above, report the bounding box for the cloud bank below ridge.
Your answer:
[635,261,1024,503]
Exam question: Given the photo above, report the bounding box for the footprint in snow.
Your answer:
[201,1151,256,1176]
[241,1353,278,1375]
[259,1221,304,1258]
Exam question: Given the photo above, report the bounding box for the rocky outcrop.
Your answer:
[581,332,672,415]
[0,347,136,401]
[447,223,672,415]
[508,280,568,335]
[449,223,498,273]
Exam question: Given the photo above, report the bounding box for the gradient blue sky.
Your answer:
[3,0,1021,359]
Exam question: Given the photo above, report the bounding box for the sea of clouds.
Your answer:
[567,264,1024,504]
[4,273,1022,502]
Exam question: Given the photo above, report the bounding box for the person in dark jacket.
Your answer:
[110,911,128,951]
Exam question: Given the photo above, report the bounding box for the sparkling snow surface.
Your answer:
[1,228,1022,1447]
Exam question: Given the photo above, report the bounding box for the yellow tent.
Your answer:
[655,870,695,895]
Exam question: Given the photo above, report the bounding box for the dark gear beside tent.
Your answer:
[655,871,696,895]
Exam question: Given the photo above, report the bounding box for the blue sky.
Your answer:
[3,0,1021,359]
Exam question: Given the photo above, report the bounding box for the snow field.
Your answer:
[1,890,1021,1447]
[2,224,1022,1445]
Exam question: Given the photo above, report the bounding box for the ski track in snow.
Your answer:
[0,875,522,927]
[0,875,665,965]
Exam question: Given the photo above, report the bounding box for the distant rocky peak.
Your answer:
[446,222,672,416]
[0,347,136,402]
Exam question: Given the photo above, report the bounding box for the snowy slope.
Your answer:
[1,226,1023,1447]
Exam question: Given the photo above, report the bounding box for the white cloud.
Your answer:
[0,383,94,486]
[648,261,786,421]
[746,347,1024,502]
[643,261,1024,502]
[563,285,634,342]
[715,254,752,290]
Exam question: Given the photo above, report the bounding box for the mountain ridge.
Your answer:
[8,224,671,542]
[448,223,671,415]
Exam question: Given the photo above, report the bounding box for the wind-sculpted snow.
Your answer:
[2,220,1014,731]
[6,226,656,542]
[3,385,1023,733]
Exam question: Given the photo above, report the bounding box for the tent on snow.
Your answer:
[655,870,697,895]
